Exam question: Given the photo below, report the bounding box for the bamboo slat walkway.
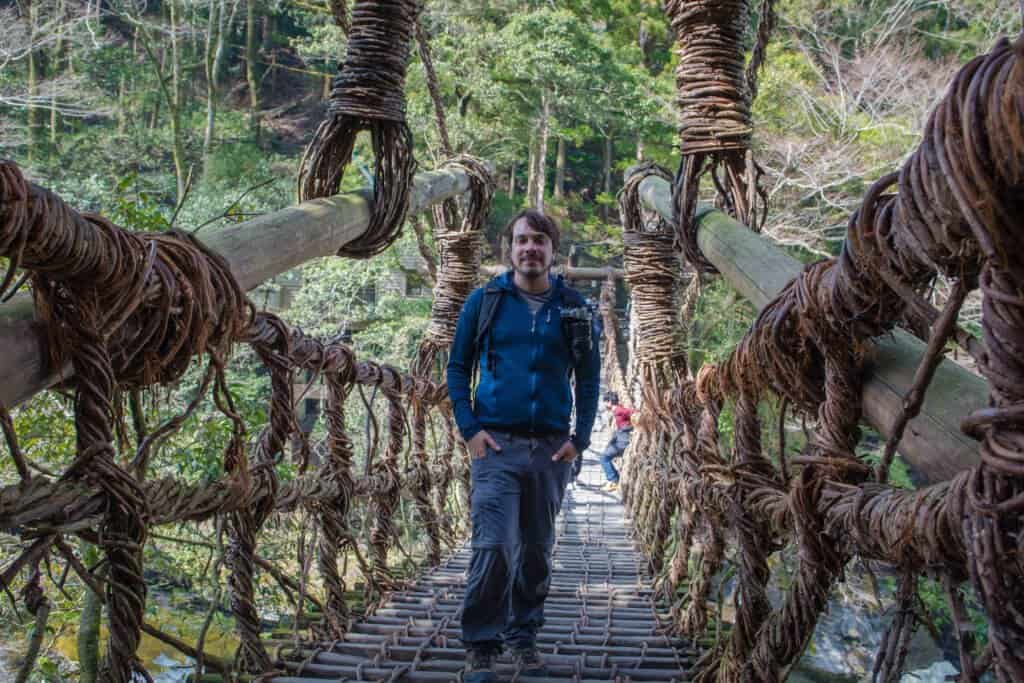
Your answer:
[273,453,698,682]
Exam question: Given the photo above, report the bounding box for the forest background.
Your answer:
[0,0,1021,680]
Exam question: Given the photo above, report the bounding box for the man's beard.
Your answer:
[514,256,550,278]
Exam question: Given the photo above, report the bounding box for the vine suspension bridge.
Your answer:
[1,1,1023,682]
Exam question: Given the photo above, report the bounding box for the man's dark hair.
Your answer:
[604,392,619,405]
[503,208,561,254]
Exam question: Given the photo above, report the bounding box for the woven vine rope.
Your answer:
[665,0,768,273]
[297,0,421,258]
[0,157,472,679]
[620,34,1024,683]
[617,162,688,587]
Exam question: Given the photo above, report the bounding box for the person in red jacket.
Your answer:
[600,392,633,492]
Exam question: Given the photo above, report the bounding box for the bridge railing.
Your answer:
[634,173,985,484]
[0,160,482,680]
[617,33,1023,682]
[0,166,474,409]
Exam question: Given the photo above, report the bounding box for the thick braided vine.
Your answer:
[297,0,422,258]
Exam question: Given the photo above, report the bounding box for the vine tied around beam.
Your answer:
[617,162,688,590]
[405,155,493,564]
[411,155,494,377]
[297,0,421,258]
[622,33,1024,683]
[665,0,769,273]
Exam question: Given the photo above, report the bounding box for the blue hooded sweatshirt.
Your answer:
[447,271,601,453]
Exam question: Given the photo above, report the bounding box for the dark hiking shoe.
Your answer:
[464,649,497,683]
[511,645,548,676]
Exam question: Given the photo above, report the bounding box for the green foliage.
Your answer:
[107,173,171,232]
[858,437,915,490]
[203,141,268,187]
[688,277,757,370]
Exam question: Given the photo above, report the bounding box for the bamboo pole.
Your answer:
[636,172,984,484]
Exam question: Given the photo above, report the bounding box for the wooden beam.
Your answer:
[636,173,984,484]
[481,264,625,280]
[0,167,473,409]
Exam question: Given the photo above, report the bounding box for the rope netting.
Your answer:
[665,0,769,273]
[619,33,1024,683]
[0,152,490,679]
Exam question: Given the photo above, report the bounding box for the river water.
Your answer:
[0,600,238,682]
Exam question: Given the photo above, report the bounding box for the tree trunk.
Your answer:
[118,73,127,135]
[602,135,613,220]
[603,135,613,195]
[508,163,515,200]
[203,0,236,168]
[246,0,260,140]
[169,0,187,202]
[202,0,219,162]
[77,542,102,683]
[636,134,645,161]
[554,137,566,200]
[149,84,161,129]
[148,47,163,130]
[534,90,551,210]
[50,0,64,150]
[26,0,39,164]
[526,135,537,207]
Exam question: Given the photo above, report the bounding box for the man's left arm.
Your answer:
[570,320,602,454]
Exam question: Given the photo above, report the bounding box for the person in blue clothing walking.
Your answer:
[447,209,601,682]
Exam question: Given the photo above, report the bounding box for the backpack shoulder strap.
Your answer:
[475,285,504,350]
[559,287,586,309]
[557,286,594,371]
[472,285,504,378]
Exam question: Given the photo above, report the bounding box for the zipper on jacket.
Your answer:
[529,299,545,433]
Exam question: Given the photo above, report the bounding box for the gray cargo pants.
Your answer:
[460,430,572,654]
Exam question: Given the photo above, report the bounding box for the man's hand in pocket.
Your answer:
[468,430,501,459]
[551,440,578,462]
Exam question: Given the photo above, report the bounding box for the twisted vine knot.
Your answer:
[664,0,767,272]
[297,0,422,258]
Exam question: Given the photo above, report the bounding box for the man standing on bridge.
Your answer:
[447,209,601,681]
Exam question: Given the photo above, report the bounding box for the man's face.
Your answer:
[510,218,554,279]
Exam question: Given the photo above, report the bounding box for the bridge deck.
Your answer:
[272,458,697,681]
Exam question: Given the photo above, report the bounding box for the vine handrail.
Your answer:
[631,170,985,484]
[0,166,478,410]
